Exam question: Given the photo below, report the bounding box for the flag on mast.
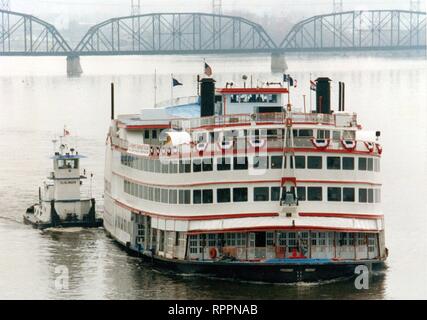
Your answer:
[63,127,70,136]
[172,78,183,87]
[204,62,213,76]
[310,80,316,91]
[283,74,296,87]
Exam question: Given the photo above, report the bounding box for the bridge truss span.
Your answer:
[0,9,72,55]
[281,10,426,52]
[75,12,277,55]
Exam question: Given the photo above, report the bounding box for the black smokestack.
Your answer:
[316,77,332,114]
[338,81,345,112]
[111,82,115,120]
[200,78,216,117]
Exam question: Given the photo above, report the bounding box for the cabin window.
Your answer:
[317,130,330,139]
[154,160,161,172]
[332,131,341,140]
[179,160,191,173]
[208,234,217,246]
[169,190,177,204]
[271,187,281,201]
[307,156,322,169]
[161,162,169,174]
[233,188,248,202]
[297,129,313,137]
[343,130,355,140]
[203,190,213,204]
[368,189,374,203]
[271,156,283,169]
[234,157,248,170]
[144,130,150,139]
[154,188,160,202]
[193,159,202,172]
[193,190,202,204]
[359,188,367,203]
[160,189,168,203]
[297,187,306,201]
[179,190,191,204]
[343,188,355,202]
[254,187,269,202]
[217,157,231,171]
[217,188,231,203]
[295,156,305,169]
[328,187,342,202]
[374,189,381,203]
[367,158,374,171]
[343,157,354,170]
[374,159,380,172]
[358,158,367,171]
[327,156,341,170]
[169,161,178,174]
[152,130,158,139]
[202,158,213,172]
[253,156,268,169]
[307,187,322,201]
[58,159,78,169]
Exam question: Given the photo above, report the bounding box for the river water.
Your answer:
[0,54,426,299]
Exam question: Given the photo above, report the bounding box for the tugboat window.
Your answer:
[233,188,248,202]
[202,190,213,204]
[359,188,367,203]
[297,187,306,201]
[307,187,322,201]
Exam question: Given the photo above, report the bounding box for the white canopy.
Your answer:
[163,131,191,146]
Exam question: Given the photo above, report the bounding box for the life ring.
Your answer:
[209,247,217,259]
[341,139,357,150]
[364,141,375,153]
[249,138,266,148]
[376,143,383,155]
[311,138,330,149]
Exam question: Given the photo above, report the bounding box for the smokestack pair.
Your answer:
[315,78,345,114]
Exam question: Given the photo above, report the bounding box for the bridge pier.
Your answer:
[66,55,83,77]
[270,52,287,74]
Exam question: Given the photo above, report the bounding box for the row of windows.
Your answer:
[123,180,381,204]
[121,154,380,173]
[189,232,377,250]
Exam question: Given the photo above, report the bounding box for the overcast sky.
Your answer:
[8,0,426,27]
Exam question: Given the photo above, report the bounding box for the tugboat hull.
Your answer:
[23,214,103,230]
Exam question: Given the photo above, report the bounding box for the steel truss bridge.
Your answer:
[1,9,425,57]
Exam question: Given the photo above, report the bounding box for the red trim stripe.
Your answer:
[113,171,381,188]
[187,226,380,235]
[110,196,382,222]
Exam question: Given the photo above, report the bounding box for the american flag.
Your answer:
[204,62,212,76]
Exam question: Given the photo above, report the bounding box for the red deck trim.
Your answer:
[110,195,382,222]
[299,212,384,219]
[187,226,380,235]
[217,88,288,94]
[113,171,381,188]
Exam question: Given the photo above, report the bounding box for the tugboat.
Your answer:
[24,134,103,229]
[103,74,387,283]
